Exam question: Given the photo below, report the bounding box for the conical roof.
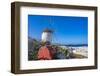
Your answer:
[43,28,53,33]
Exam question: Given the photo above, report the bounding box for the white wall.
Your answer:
[0,0,100,76]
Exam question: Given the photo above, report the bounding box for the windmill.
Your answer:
[41,28,53,44]
[41,16,55,45]
[38,16,57,60]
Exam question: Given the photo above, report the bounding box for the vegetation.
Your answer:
[28,38,40,60]
[28,37,70,60]
[71,53,87,58]
[58,47,68,56]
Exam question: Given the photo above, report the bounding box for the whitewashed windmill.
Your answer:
[41,16,57,45]
[41,28,53,44]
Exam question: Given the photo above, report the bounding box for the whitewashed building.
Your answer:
[41,29,53,43]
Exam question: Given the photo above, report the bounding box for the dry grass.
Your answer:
[72,53,87,59]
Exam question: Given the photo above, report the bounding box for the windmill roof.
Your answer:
[43,29,53,33]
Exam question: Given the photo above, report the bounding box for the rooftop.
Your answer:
[43,28,53,33]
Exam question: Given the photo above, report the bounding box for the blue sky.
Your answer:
[28,15,88,44]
